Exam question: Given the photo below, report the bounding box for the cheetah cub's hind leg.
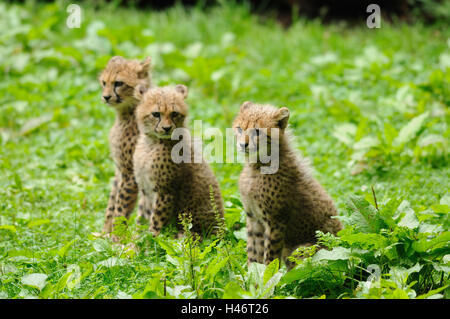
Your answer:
[103,172,138,233]
[103,172,138,237]
[246,215,265,264]
[103,174,119,233]
[136,189,151,225]
[149,192,176,236]
[113,173,139,219]
[263,218,286,265]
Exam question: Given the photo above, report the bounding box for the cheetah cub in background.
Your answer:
[133,84,224,237]
[99,55,151,234]
[233,101,342,267]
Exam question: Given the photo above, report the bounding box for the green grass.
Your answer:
[0,0,449,299]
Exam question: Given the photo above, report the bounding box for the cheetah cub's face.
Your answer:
[134,85,188,139]
[233,101,290,154]
[99,56,151,109]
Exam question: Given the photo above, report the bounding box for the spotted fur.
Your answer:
[99,56,152,234]
[233,101,342,268]
[133,85,224,237]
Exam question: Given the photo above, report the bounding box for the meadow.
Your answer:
[0,1,448,299]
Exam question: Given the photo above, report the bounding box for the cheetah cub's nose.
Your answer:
[162,126,172,134]
[103,95,111,102]
[239,142,249,149]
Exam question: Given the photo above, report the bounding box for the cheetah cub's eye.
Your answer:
[171,111,180,118]
[252,128,260,137]
[236,127,243,134]
[114,81,124,87]
[102,81,106,86]
[151,112,161,118]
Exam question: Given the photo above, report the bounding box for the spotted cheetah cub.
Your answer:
[99,56,151,234]
[133,84,224,237]
[233,101,342,267]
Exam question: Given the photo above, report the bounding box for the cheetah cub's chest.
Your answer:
[109,117,138,170]
[134,140,174,195]
[239,169,268,222]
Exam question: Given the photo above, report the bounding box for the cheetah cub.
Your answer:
[133,84,224,237]
[99,55,151,234]
[233,101,342,267]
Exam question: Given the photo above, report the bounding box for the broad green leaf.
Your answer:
[57,239,77,258]
[310,52,338,65]
[281,261,317,285]
[166,285,195,299]
[165,254,180,267]
[233,227,247,241]
[412,232,450,253]
[14,173,23,190]
[138,273,166,299]
[199,239,219,259]
[332,123,356,146]
[398,207,419,229]
[418,134,446,147]
[389,263,422,286]
[55,271,72,293]
[263,259,279,286]
[261,272,282,298]
[431,204,449,214]
[340,232,389,250]
[247,262,265,287]
[27,219,50,228]
[155,237,177,256]
[0,225,16,232]
[224,208,242,229]
[223,282,246,298]
[19,114,53,136]
[206,255,229,281]
[92,239,110,253]
[384,122,398,146]
[66,264,83,290]
[96,257,126,268]
[345,195,384,233]
[432,262,450,273]
[0,263,18,274]
[21,273,48,290]
[183,42,203,59]
[312,247,351,262]
[395,201,419,230]
[353,136,379,151]
[390,288,411,299]
[440,194,450,206]
[378,197,401,228]
[39,283,55,299]
[117,291,132,299]
[393,112,429,146]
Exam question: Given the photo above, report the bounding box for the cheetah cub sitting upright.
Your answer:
[233,101,342,267]
[133,84,224,237]
[99,55,151,234]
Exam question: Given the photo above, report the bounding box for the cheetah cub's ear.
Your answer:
[240,101,253,111]
[134,84,149,101]
[275,107,290,130]
[175,84,188,99]
[108,55,125,65]
[137,56,151,79]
